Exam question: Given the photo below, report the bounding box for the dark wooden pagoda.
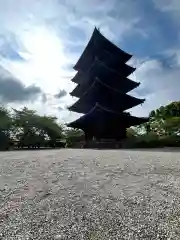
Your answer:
[67,27,148,147]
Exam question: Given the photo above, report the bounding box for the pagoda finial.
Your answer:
[94,26,100,32]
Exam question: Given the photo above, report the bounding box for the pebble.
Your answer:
[0,149,180,239]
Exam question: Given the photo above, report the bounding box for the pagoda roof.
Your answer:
[72,48,135,74]
[102,55,135,76]
[68,78,145,114]
[72,58,135,85]
[71,60,139,97]
[67,103,148,129]
[74,27,132,71]
[71,77,139,98]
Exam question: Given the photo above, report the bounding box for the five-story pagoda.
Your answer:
[67,27,148,146]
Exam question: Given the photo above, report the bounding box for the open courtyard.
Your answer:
[0,149,180,239]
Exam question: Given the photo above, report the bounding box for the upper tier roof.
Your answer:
[72,57,135,84]
[67,103,148,129]
[68,78,145,114]
[74,27,132,71]
[71,60,139,97]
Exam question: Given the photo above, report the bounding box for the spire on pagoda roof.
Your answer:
[74,27,132,71]
[68,78,145,114]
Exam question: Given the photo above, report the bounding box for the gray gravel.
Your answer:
[0,149,180,239]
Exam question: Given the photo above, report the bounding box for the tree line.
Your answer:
[126,101,180,148]
[1,101,180,150]
[0,106,66,150]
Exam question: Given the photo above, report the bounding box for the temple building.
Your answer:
[67,27,148,145]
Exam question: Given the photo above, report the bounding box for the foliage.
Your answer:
[1,101,180,150]
[0,106,13,150]
[126,127,137,138]
[148,102,180,136]
[64,128,84,147]
[0,106,65,150]
[149,101,180,120]
[125,101,180,148]
[162,117,180,136]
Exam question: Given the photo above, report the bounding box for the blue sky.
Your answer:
[0,0,179,122]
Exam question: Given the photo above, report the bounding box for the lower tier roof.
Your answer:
[67,104,148,130]
[68,78,145,114]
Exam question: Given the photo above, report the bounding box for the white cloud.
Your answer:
[153,0,180,12]
[153,0,180,26]
[0,0,179,123]
[129,51,180,117]
[0,0,146,121]
[0,65,43,103]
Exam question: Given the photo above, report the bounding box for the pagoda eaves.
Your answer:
[70,77,140,98]
[68,78,145,114]
[70,59,139,97]
[74,28,132,71]
[67,104,148,129]
[72,58,135,84]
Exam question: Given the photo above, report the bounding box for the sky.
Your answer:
[0,0,180,123]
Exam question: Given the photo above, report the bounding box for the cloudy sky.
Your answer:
[0,0,179,123]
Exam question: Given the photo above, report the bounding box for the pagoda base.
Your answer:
[82,139,124,149]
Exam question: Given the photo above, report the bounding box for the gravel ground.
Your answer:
[0,149,180,239]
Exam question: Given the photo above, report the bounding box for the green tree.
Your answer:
[12,107,64,148]
[162,117,180,136]
[149,102,180,120]
[0,106,13,149]
[64,128,84,147]
[126,127,137,138]
[148,102,180,136]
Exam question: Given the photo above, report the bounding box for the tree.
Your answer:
[64,128,84,147]
[0,106,13,149]
[126,127,138,138]
[12,107,64,148]
[148,102,180,137]
[149,102,180,120]
[162,117,180,136]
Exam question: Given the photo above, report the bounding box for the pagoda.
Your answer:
[67,27,148,146]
